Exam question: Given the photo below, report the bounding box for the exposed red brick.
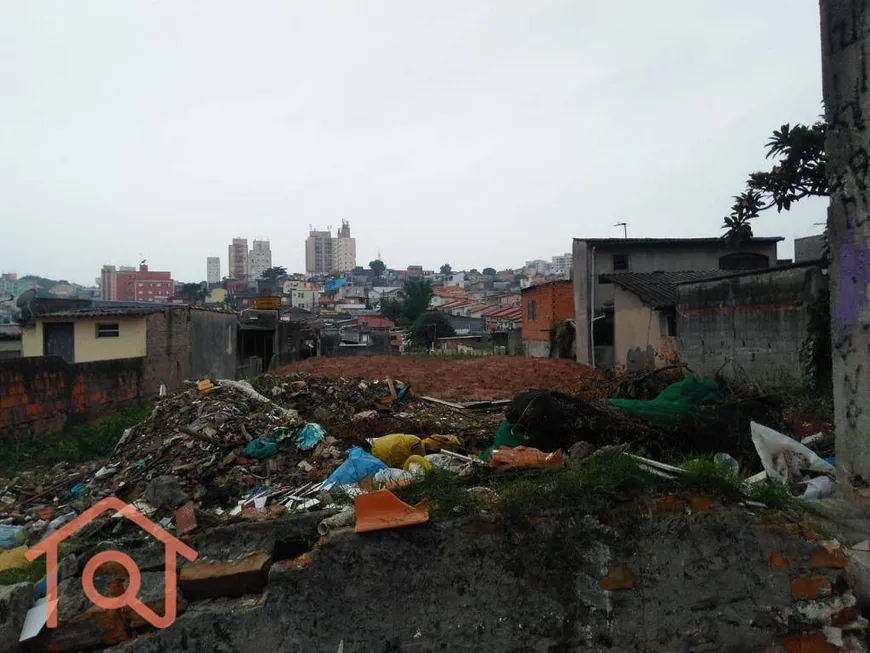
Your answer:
[600,566,636,590]
[791,576,832,601]
[781,631,834,653]
[180,552,272,601]
[810,544,848,569]
[272,553,312,571]
[769,551,789,569]
[832,606,859,627]
[690,496,714,514]
[175,501,197,534]
[801,526,820,541]
[656,496,686,514]
[45,606,128,652]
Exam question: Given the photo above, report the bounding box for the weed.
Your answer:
[745,479,795,509]
[678,455,744,498]
[0,403,151,475]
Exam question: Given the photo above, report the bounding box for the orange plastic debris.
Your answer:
[354,489,429,533]
[197,379,215,392]
[488,446,564,471]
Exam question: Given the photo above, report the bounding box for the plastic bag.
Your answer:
[0,525,27,551]
[323,447,388,490]
[245,438,278,459]
[481,421,525,462]
[296,423,326,451]
[371,434,425,468]
[803,476,836,500]
[750,421,834,485]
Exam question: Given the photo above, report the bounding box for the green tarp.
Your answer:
[608,376,723,428]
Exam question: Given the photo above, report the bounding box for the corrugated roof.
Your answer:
[603,271,724,308]
[38,307,164,319]
[574,236,783,245]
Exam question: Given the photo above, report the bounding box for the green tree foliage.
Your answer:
[402,278,434,323]
[369,259,386,277]
[381,297,402,323]
[178,282,207,304]
[723,121,827,245]
[261,266,287,280]
[482,267,497,277]
[440,263,452,275]
[408,311,456,348]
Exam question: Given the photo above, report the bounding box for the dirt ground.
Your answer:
[278,355,597,400]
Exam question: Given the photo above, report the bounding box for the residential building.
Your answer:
[0,273,34,300]
[794,235,825,262]
[572,236,782,368]
[249,240,272,280]
[102,263,173,303]
[207,257,221,284]
[602,271,724,371]
[228,238,249,280]
[282,280,320,310]
[305,229,334,275]
[205,288,227,305]
[521,280,574,358]
[551,253,573,276]
[525,259,553,276]
[0,324,21,358]
[333,220,356,272]
[397,265,424,281]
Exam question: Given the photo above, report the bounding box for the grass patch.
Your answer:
[745,479,796,509]
[0,403,151,475]
[677,455,744,498]
[0,556,45,586]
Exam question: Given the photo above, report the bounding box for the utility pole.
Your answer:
[614,222,628,238]
[820,0,870,493]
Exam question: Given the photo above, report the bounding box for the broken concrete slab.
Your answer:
[0,582,35,653]
[180,552,272,602]
[123,571,188,630]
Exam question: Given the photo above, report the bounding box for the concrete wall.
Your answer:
[613,286,664,371]
[676,263,826,383]
[189,310,237,380]
[523,339,550,358]
[144,310,191,395]
[0,339,21,359]
[0,356,145,440]
[794,235,824,263]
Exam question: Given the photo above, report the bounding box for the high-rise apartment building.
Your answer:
[206,257,221,284]
[333,220,356,273]
[100,265,118,300]
[228,238,249,280]
[304,221,357,276]
[305,229,334,276]
[249,240,272,279]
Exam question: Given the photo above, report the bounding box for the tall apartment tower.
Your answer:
[333,219,357,273]
[249,240,272,279]
[206,257,221,284]
[305,229,334,276]
[228,238,249,280]
[100,265,118,300]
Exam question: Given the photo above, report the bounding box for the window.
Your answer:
[660,309,677,337]
[527,300,537,321]
[718,252,769,271]
[597,275,612,285]
[612,254,629,271]
[592,310,614,346]
[96,323,120,338]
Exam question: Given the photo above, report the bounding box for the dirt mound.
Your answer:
[278,355,598,400]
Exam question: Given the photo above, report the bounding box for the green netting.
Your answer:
[607,376,723,428]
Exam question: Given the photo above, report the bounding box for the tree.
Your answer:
[178,282,207,304]
[407,311,456,348]
[482,267,497,277]
[402,278,434,323]
[722,121,827,245]
[381,297,402,323]
[369,259,386,277]
[440,263,452,275]
[261,266,287,280]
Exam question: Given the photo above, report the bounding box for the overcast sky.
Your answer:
[0,1,827,285]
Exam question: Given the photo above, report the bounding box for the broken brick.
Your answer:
[600,566,635,590]
[180,552,272,601]
[810,543,848,569]
[781,631,834,653]
[655,495,686,514]
[690,496,714,514]
[832,606,860,627]
[272,552,312,571]
[175,501,197,534]
[769,551,789,569]
[791,576,832,601]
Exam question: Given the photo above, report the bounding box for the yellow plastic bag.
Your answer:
[0,545,29,572]
[422,434,463,452]
[371,434,425,468]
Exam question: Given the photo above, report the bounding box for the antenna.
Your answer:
[614,222,628,238]
[377,248,382,260]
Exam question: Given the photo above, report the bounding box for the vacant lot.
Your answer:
[278,355,596,400]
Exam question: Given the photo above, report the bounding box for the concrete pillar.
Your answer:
[821,0,870,489]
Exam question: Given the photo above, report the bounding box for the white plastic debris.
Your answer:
[750,421,834,485]
[803,475,836,500]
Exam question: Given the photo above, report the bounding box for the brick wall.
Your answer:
[521,280,574,343]
[0,356,145,440]
[676,262,826,383]
[144,310,192,395]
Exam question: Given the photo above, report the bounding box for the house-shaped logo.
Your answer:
[26,496,198,630]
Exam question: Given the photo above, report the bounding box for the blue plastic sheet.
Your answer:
[245,438,278,459]
[323,447,387,490]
